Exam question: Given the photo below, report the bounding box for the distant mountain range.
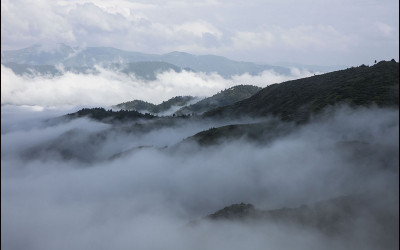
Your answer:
[1,44,294,78]
[2,61,183,80]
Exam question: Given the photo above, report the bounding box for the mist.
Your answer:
[1,64,314,107]
[1,104,398,250]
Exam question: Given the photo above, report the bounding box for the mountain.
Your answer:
[63,60,399,149]
[175,85,262,115]
[204,194,396,244]
[2,61,182,80]
[2,62,65,76]
[1,44,76,65]
[113,85,261,116]
[58,59,399,155]
[174,60,399,146]
[110,61,182,80]
[204,60,399,122]
[1,44,292,77]
[1,44,157,66]
[66,107,155,123]
[114,96,196,114]
[160,51,290,76]
[114,100,156,112]
[181,120,294,146]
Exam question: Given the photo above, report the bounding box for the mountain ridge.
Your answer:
[112,85,262,115]
[114,96,197,114]
[175,85,262,115]
[204,60,399,122]
[2,61,184,80]
[2,44,294,77]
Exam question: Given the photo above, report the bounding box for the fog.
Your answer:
[1,104,398,250]
[1,64,314,107]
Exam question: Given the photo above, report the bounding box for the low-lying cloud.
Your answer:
[1,104,398,250]
[1,64,314,107]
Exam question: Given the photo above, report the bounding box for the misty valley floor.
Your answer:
[1,105,399,250]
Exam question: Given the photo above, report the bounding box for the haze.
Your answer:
[2,104,398,250]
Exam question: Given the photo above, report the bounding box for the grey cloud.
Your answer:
[68,3,130,33]
[1,0,398,65]
[201,33,220,48]
[1,104,398,250]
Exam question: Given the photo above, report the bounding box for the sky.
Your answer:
[1,0,399,66]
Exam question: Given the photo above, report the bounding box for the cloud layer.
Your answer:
[1,64,313,107]
[1,104,398,250]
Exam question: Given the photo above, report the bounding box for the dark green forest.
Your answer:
[205,60,399,122]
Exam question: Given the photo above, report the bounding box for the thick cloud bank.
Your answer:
[1,105,398,250]
[1,64,313,107]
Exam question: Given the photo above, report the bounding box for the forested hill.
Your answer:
[114,85,261,116]
[114,96,196,114]
[175,85,261,115]
[204,60,399,122]
[66,108,155,122]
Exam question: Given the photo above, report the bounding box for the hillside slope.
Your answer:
[175,85,262,115]
[114,96,196,114]
[204,60,399,122]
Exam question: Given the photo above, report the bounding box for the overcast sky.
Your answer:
[1,0,399,65]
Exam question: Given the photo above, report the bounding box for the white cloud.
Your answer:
[1,0,76,46]
[373,22,395,38]
[68,3,130,33]
[1,64,314,107]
